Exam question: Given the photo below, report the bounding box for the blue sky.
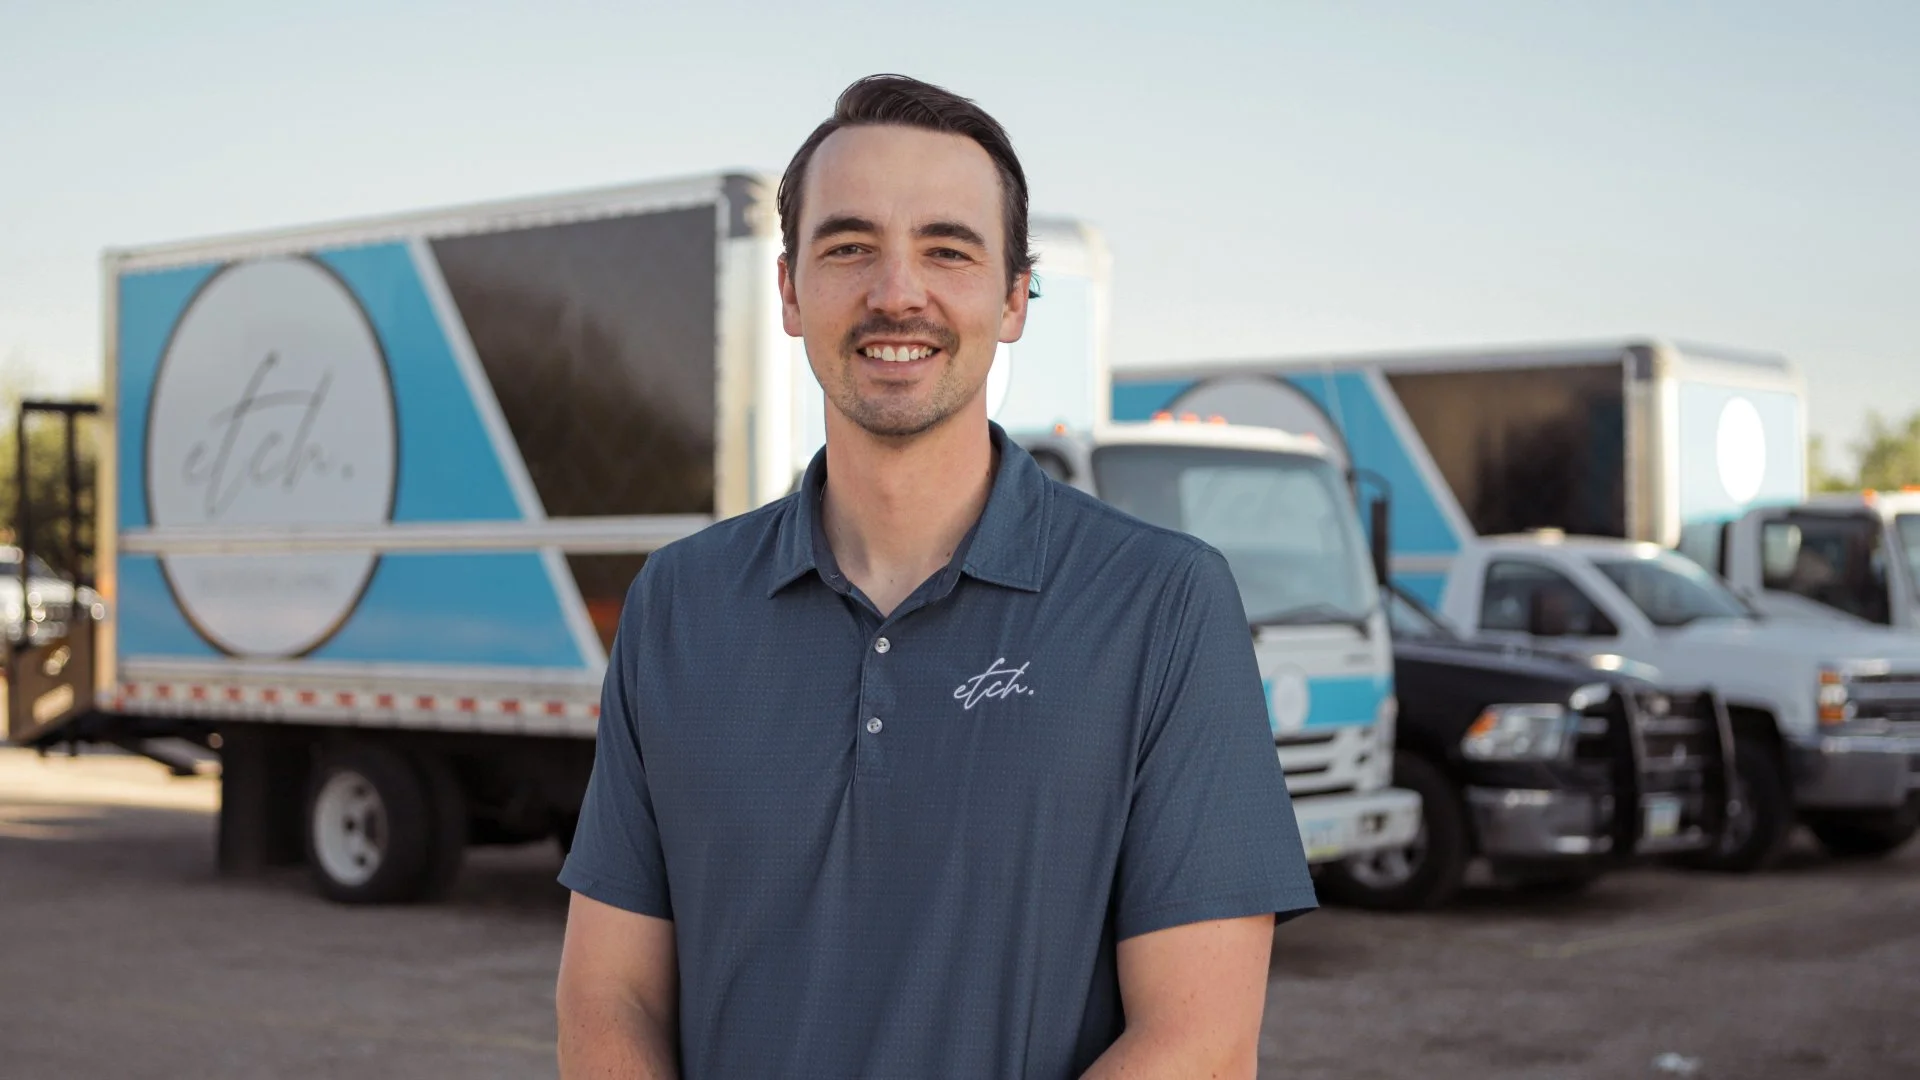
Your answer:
[4,1,1914,467]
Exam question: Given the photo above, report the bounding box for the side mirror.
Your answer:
[1369,496,1391,588]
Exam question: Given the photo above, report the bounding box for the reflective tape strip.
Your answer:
[114,681,600,725]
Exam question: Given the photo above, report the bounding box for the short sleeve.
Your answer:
[557,570,673,919]
[1113,547,1317,940]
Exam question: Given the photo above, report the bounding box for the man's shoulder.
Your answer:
[633,494,796,594]
[1044,478,1215,569]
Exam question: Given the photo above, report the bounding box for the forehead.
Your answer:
[802,124,1004,246]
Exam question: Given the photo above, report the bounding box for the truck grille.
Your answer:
[1845,674,1920,722]
[1631,690,1718,788]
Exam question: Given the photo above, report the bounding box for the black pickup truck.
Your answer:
[1317,587,1735,910]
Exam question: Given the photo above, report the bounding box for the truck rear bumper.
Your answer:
[1792,733,1920,810]
[1294,787,1422,863]
[1465,786,1716,859]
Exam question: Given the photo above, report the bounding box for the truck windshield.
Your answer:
[1091,444,1376,627]
[1590,552,1749,627]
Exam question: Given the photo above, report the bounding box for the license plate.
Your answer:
[1300,819,1345,860]
[1643,795,1683,840]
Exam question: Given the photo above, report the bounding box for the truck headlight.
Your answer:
[1818,667,1854,725]
[1462,704,1577,761]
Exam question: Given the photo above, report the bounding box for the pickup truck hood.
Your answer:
[1673,617,1920,668]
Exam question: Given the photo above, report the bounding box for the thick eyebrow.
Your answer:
[810,214,876,244]
[916,220,987,249]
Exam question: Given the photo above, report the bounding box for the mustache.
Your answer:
[842,315,959,356]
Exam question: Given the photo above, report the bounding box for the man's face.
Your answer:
[780,124,1029,440]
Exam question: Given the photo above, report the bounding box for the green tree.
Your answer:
[1852,410,1920,492]
[1807,433,1855,493]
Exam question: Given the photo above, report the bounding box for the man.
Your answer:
[556,73,1315,1078]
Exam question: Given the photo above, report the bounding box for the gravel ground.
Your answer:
[3,747,1916,1079]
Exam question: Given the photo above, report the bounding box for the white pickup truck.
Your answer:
[1438,533,1920,869]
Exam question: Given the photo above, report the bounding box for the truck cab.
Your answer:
[1711,492,1920,631]
[1021,417,1422,865]
[1438,533,1920,868]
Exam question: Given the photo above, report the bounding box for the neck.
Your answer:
[819,410,996,616]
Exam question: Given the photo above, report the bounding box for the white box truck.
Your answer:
[9,172,1414,902]
[1114,339,1809,607]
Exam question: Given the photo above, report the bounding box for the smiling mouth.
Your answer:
[860,344,941,363]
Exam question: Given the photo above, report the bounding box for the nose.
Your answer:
[864,245,929,316]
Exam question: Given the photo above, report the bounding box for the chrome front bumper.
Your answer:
[1792,732,1920,811]
[1293,787,1423,864]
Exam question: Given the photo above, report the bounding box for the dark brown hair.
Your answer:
[777,74,1035,295]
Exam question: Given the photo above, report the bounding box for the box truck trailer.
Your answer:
[1113,340,1808,606]
[9,172,1414,902]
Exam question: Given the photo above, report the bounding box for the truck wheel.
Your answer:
[1805,806,1920,859]
[1316,752,1467,912]
[305,741,438,904]
[1683,735,1791,873]
[412,750,468,900]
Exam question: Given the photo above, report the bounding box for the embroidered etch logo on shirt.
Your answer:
[954,658,1034,711]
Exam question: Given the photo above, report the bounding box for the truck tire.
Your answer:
[412,750,468,900]
[1683,735,1791,873]
[1316,752,1467,912]
[1805,806,1920,859]
[305,741,439,904]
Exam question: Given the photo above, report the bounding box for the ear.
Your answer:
[998,270,1032,344]
[778,254,803,338]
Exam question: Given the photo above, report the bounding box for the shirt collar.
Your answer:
[767,421,1052,597]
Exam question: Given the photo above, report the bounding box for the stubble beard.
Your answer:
[828,317,975,439]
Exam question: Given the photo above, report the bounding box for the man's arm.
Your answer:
[1080,915,1274,1079]
[556,892,680,1079]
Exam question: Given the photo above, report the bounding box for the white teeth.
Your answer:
[863,345,935,362]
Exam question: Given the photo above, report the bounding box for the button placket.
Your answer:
[855,626,894,779]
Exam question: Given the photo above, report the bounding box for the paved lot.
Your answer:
[3,747,1917,1079]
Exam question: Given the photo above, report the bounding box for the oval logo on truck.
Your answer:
[1268,665,1312,735]
[146,257,398,657]
[1714,396,1767,505]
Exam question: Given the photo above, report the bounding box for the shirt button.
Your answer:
[866,717,884,734]
[874,637,891,654]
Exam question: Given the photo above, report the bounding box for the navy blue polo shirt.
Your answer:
[560,422,1315,1079]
